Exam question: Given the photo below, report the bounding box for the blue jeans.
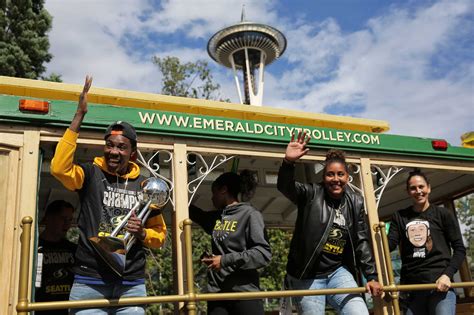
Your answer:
[405,289,456,315]
[69,281,146,314]
[286,266,369,315]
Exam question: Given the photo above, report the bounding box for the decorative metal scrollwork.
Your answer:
[136,150,175,207]
[345,163,369,214]
[371,165,403,209]
[187,152,234,205]
[346,163,364,196]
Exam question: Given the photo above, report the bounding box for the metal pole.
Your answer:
[375,221,400,315]
[392,282,474,291]
[183,219,196,314]
[17,216,33,315]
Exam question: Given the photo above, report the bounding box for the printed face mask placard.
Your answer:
[405,219,431,258]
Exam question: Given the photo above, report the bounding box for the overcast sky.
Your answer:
[44,0,473,145]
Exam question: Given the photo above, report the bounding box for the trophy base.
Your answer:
[89,236,126,277]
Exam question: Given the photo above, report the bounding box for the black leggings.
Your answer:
[207,299,264,315]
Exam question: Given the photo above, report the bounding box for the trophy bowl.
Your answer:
[142,177,169,208]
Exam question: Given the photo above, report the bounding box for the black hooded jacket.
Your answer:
[277,161,377,281]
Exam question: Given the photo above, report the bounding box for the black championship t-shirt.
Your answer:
[389,205,464,284]
[73,163,152,281]
[35,238,76,315]
[313,201,349,277]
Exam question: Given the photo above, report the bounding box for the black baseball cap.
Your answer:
[104,121,137,142]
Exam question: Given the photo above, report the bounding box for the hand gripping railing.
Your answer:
[374,221,474,315]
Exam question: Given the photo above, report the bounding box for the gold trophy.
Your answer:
[89,177,169,277]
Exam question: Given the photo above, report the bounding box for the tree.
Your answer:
[0,0,53,79]
[145,230,175,313]
[153,56,228,101]
[260,228,293,310]
[42,72,62,82]
[455,193,474,274]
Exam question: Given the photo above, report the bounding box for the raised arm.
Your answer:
[277,132,312,204]
[50,76,93,191]
[70,75,93,132]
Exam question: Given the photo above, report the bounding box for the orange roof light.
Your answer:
[19,99,50,114]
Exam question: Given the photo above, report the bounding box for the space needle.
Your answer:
[207,9,287,106]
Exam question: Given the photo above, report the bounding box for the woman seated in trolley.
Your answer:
[189,169,272,315]
[277,132,382,315]
[387,169,466,315]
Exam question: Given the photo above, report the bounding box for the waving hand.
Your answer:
[284,131,311,163]
[78,75,93,114]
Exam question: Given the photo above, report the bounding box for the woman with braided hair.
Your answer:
[278,132,382,315]
[190,170,271,315]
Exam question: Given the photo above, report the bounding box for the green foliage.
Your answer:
[455,193,474,274]
[260,228,293,310]
[145,231,174,314]
[0,0,53,79]
[145,227,212,314]
[42,72,62,82]
[189,227,213,313]
[153,56,229,101]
